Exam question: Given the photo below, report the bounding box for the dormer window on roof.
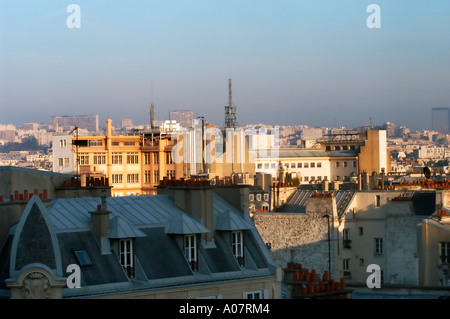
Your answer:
[184,234,198,272]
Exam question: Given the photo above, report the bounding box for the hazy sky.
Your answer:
[1,1,449,131]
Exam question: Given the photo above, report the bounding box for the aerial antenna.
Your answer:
[150,81,156,131]
[224,77,238,129]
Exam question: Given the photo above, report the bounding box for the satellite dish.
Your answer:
[423,166,431,179]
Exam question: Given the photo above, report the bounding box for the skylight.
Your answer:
[73,249,92,267]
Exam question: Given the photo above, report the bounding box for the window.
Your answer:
[297,163,302,168]
[304,176,309,182]
[78,153,89,165]
[93,153,106,165]
[73,249,92,267]
[184,235,198,271]
[264,163,269,169]
[244,290,262,299]
[317,162,322,168]
[166,152,173,164]
[127,174,139,183]
[153,170,160,184]
[441,242,450,263]
[119,239,133,277]
[335,146,341,150]
[360,258,365,266]
[310,162,315,168]
[58,158,63,167]
[123,141,136,146]
[317,176,322,181]
[342,145,348,150]
[343,161,348,168]
[167,170,175,179]
[343,229,351,248]
[59,139,66,147]
[64,158,69,167]
[271,163,276,169]
[263,193,269,201]
[257,163,263,169]
[343,259,350,276]
[375,238,383,255]
[89,140,102,147]
[111,141,119,146]
[335,162,340,168]
[335,176,340,181]
[353,161,357,168]
[144,170,151,184]
[112,152,122,165]
[290,163,295,169]
[144,153,151,165]
[153,152,159,164]
[111,174,123,184]
[256,194,262,201]
[249,194,254,201]
[232,231,244,266]
[359,227,364,235]
[375,195,381,207]
[127,152,139,164]
[304,162,309,168]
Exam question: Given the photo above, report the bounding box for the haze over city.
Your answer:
[1,1,449,131]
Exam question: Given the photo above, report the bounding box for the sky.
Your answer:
[1,1,449,131]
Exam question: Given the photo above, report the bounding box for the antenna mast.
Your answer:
[224,78,238,129]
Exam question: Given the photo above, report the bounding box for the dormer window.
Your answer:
[232,231,244,267]
[119,238,134,277]
[184,235,198,272]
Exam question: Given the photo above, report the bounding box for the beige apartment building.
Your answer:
[52,119,255,196]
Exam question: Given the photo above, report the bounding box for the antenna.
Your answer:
[150,81,156,131]
[224,78,238,129]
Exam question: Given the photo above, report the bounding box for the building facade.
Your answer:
[0,179,281,299]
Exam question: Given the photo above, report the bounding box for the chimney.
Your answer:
[322,178,329,192]
[213,182,250,215]
[89,190,111,253]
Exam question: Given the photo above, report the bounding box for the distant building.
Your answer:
[169,110,195,129]
[432,107,450,133]
[120,118,133,130]
[0,124,16,144]
[49,115,99,132]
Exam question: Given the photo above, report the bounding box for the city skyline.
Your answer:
[1,1,449,131]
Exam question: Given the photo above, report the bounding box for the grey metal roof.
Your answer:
[165,213,210,234]
[48,194,185,231]
[213,193,254,229]
[215,209,252,231]
[279,189,355,216]
[109,216,147,238]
